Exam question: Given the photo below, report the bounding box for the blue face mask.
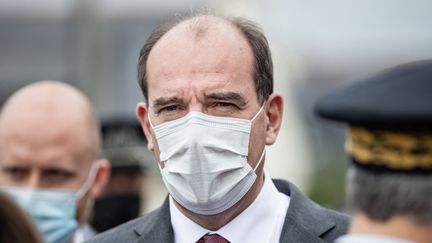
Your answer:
[1,162,99,243]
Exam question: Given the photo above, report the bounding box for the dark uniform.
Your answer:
[315,59,432,243]
[316,59,432,173]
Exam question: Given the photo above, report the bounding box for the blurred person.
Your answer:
[315,59,432,243]
[88,14,348,243]
[0,191,43,243]
[0,81,111,243]
[90,116,149,232]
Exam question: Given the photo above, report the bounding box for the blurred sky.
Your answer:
[1,0,432,210]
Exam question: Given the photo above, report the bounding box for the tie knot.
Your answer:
[196,233,230,243]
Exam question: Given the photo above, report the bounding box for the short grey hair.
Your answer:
[346,166,432,224]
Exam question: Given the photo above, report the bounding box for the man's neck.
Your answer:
[349,213,432,243]
[174,173,265,231]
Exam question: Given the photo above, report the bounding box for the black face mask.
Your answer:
[91,194,141,233]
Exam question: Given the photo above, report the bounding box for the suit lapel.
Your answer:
[134,197,174,243]
[132,181,337,243]
[279,221,327,243]
[274,179,336,243]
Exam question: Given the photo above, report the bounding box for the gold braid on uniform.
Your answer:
[345,126,432,171]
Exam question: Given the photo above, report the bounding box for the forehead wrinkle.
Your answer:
[146,16,256,105]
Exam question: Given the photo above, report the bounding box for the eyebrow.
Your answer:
[42,167,76,176]
[0,165,28,171]
[152,96,185,109]
[205,92,247,107]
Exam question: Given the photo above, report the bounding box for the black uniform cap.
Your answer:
[101,115,152,171]
[315,59,432,173]
[315,59,432,127]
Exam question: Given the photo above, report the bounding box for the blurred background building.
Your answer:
[1,0,432,212]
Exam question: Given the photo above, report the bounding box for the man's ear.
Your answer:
[136,102,155,151]
[265,93,283,145]
[89,159,111,199]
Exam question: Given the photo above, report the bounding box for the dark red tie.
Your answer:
[196,233,230,243]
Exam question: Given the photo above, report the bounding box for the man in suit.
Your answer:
[0,81,111,243]
[315,59,432,242]
[88,14,348,243]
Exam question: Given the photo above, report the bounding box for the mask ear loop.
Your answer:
[75,161,100,199]
[251,104,265,122]
[157,161,166,173]
[250,104,266,171]
[253,149,266,172]
[147,111,156,129]
[147,112,169,170]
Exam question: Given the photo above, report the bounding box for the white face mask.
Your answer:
[149,106,265,215]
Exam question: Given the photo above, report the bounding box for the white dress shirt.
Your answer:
[170,172,290,243]
[72,224,97,243]
[336,234,415,243]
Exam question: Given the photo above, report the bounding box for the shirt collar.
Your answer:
[170,196,209,243]
[169,171,290,243]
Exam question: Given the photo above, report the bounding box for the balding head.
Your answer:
[137,14,273,104]
[169,15,233,42]
[0,81,103,190]
[0,81,101,161]
[0,81,111,229]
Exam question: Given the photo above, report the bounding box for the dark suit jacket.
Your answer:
[86,179,349,243]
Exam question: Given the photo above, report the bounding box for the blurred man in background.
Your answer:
[91,116,149,233]
[0,81,111,243]
[316,59,432,243]
[89,14,348,243]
